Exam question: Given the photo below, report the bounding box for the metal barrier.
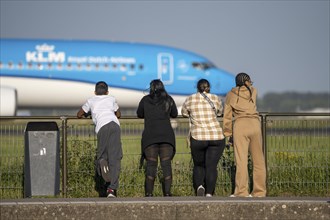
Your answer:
[0,113,329,198]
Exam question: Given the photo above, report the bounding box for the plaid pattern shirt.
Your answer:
[181,92,225,140]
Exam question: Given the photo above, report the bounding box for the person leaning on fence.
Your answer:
[137,79,178,197]
[77,81,123,198]
[223,72,267,197]
[181,79,226,197]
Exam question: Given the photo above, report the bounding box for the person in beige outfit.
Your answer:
[223,72,266,197]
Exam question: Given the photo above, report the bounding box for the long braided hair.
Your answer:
[235,72,253,103]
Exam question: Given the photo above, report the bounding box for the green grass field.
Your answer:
[0,117,329,198]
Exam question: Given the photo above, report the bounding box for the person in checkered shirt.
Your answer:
[181,79,226,197]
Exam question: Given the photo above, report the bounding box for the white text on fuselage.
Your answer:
[26,44,65,63]
[67,56,136,64]
[26,44,136,64]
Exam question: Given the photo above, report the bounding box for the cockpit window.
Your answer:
[192,62,215,70]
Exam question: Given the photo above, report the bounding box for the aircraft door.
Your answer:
[157,53,174,85]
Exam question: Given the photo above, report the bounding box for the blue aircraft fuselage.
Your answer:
[0,38,235,115]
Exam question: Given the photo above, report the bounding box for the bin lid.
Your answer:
[25,122,59,131]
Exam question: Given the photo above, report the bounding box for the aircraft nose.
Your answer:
[213,70,235,95]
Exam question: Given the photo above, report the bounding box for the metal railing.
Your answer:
[0,113,329,198]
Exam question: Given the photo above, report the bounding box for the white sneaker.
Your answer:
[229,194,252,197]
[106,188,117,198]
[196,185,205,196]
[206,193,212,197]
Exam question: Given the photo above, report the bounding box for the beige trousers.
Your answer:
[233,117,266,197]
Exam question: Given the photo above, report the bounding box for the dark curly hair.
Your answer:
[95,81,108,95]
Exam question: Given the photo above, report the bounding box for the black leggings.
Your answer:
[190,137,225,195]
[144,143,173,196]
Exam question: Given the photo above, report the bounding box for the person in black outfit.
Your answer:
[137,79,178,197]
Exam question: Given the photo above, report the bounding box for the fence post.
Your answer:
[60,116,68,198]
[260,113,267,166]
[260,113,268,193]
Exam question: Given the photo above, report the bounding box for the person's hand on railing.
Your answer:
[83,111,91,118]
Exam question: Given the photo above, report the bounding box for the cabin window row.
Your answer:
[0,61,144,71]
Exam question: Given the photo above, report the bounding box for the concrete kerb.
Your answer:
[1,197,329,220]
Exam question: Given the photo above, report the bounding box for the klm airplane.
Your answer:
[0,39,235,116]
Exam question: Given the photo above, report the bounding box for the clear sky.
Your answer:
[1,0,329,97]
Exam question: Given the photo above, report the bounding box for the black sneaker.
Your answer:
[99,159,111,182]
[107,188,117,198]
[197,185,205,196]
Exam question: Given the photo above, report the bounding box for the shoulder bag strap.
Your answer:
[200,92,217,116]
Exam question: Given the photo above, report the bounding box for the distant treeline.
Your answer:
[257,92,330,112]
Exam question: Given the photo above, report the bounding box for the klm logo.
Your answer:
[26,44,65,63]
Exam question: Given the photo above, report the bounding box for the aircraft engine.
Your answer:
[0,86,17,116]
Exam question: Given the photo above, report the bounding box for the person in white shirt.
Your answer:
[77,81,122,198]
